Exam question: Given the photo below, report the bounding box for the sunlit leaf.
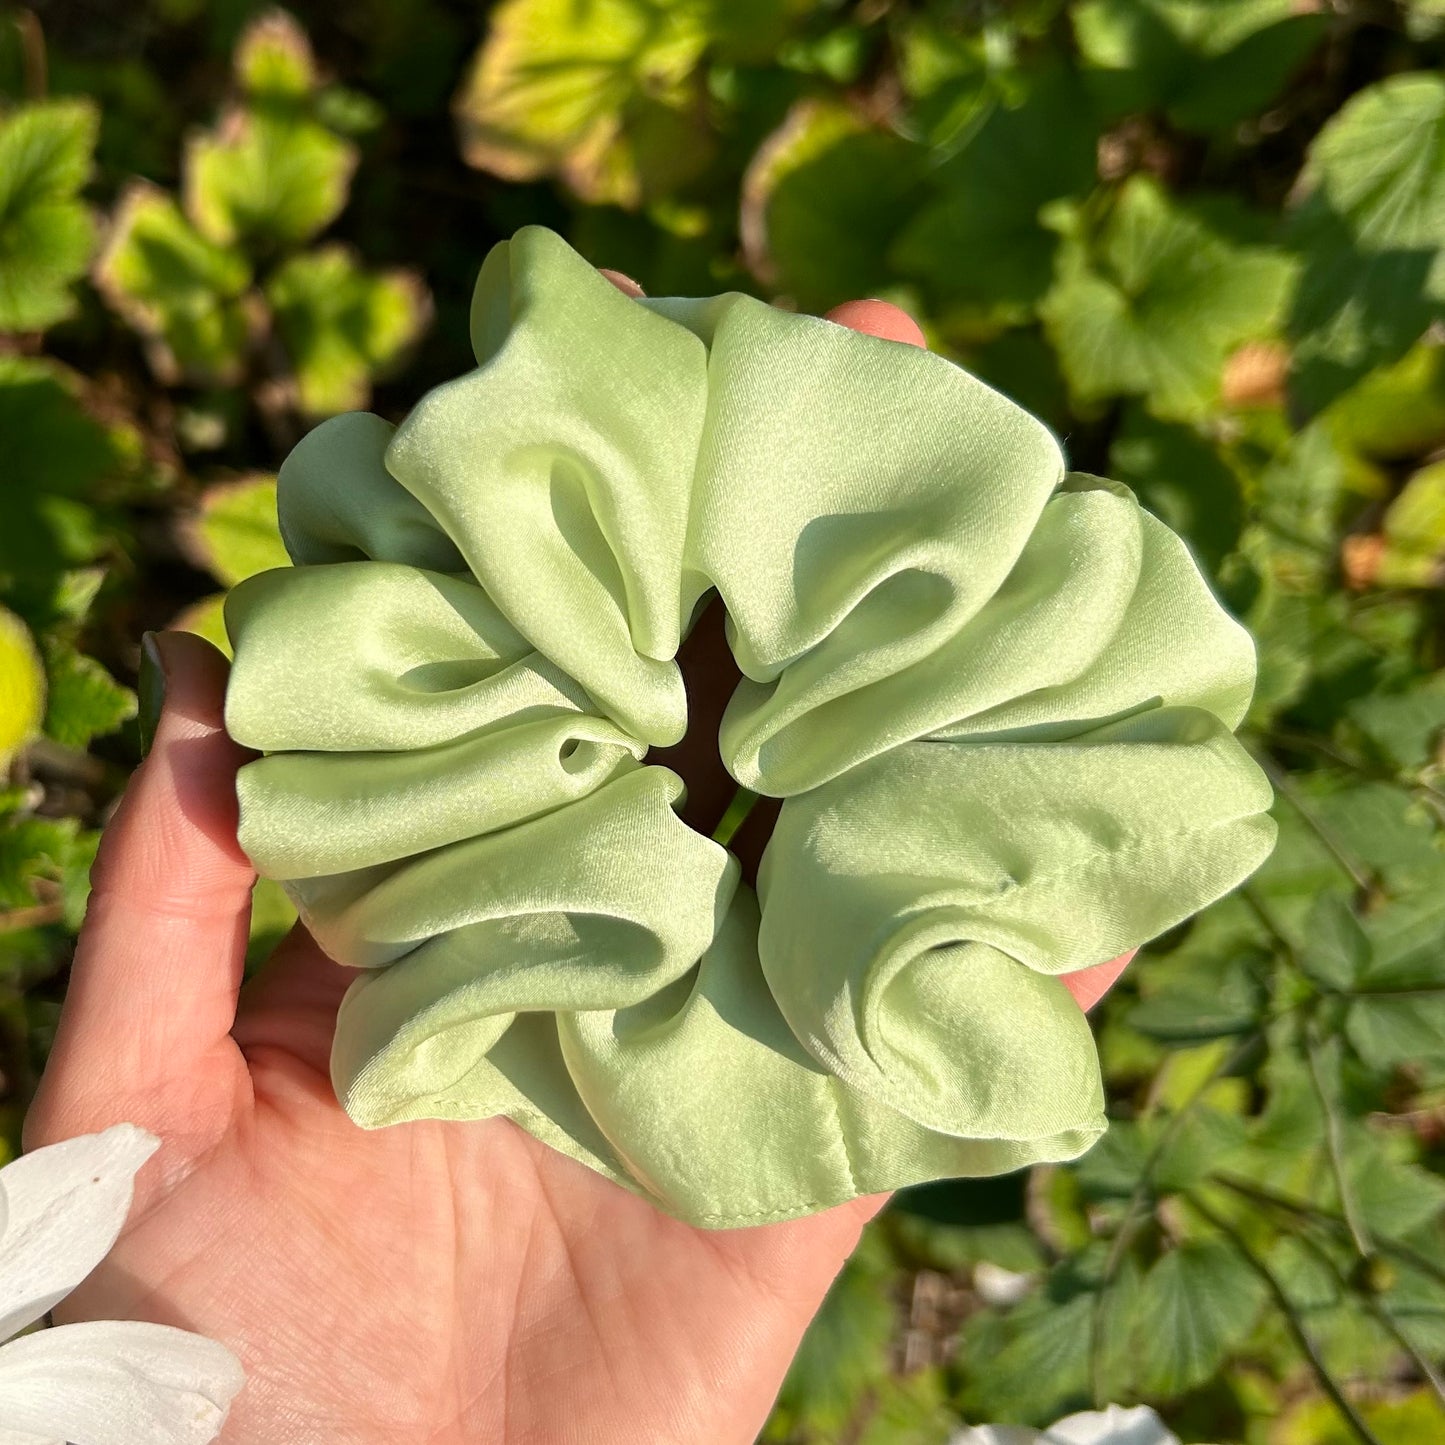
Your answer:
[265,246,430,416]
[1329,340,1445,463]
[234,9,317,101]
[0,99,99,332]
[742,100,926,311]
[0,607,44,765]
[1373,461,1445,589]
[1041,176,1296,417]
[41,642,136,750]
[94,183,254,385]
[453,0,713,207]
[184,475,287,587]
[1073,0,1326,133]
[170,593,231,657]
[185,106,356,250]
[1288,72,1445,413]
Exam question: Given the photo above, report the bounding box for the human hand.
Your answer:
[24,290,1130,1445]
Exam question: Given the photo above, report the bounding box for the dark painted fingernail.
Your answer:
[137,631,167,758]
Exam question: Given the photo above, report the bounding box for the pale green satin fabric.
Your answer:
[223,226,1276,1227]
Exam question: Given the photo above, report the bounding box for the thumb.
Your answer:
[28,632,256,1146]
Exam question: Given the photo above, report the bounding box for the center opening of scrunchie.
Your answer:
[648,594,781,885]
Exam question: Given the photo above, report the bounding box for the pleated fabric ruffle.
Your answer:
[224,226,1276,1227]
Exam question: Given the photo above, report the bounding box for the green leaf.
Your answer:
[961,1280,1096,1424]
[0,607,44,764]
[742,100,927,312]
[171,593,232,657]
[185,476,288,587]
[892,67,1100,316]
[855,1371,955,1445]
[1287,73,1445,414]
[1344,1133,1445,1239]
[1108,407,1244,571]
[1245,421,1354,593]
[234,9,317,101]
[0,356,128,592]
[0,810,82,911]
[265,246,430,416]
[1374,460,1445,589]
[184,107,356,251]
[1329,340,1445,463]
[1073,0,1326,133]
[1128,955,1267,1042]
[1042,177,1297,417]
[41,643,136,750]
[1300,893,1371,992]
[94,184,254,385]
[1347,990,1445,1073]
[0,99,99,332]
[1132,1238,1266,1396]
[453,0,713,208]
[247,876,297,968]
[1345,674,1445,773]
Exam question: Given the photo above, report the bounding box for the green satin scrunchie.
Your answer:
[223,226,1276,1228]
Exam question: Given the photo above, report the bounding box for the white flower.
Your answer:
[0,1125,244,1445]
[953,1404,1186,1445]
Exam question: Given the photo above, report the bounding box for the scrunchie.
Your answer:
[223,227,1275,1228]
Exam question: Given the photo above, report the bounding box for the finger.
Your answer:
[233,925,355,1082]
[599,267,645,297]
[824,298,927,348]
[32,632,255,1128]
[1061,949,1135,1013]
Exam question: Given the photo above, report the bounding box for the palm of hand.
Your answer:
[34,920,871,1444]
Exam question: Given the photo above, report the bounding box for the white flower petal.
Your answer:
[0,1125,158,1341]
[950,1428,1044,1444]
[1044,1405,1181,1445]
[0,1429,59,1445]
[0,1319,243,1445]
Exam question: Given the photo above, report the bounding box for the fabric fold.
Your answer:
[756,709,1276,1139]
[224,224,1276,1227]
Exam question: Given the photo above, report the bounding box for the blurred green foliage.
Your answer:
[2,1,1445,1441]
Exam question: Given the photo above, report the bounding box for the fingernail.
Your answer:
[137,631,167,758]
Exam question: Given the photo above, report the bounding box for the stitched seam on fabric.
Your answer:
[824,1075,859,1199]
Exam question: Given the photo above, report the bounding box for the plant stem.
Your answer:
[1225,1178,1445,1412]
[1304,1024,1375,1261]
[712,788,759,847]
[1248,745,1376,895]
[1212,1173,1445,1293]
[1186,1191,1384,1445]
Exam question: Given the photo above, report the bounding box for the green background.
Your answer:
[3,1,1445,1440]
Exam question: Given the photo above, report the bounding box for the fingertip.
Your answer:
[599,267,646,298]
[824,299,927,349]
[92,629,254,909]
[1061,950,1135,1013]
[144,630,234,739]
